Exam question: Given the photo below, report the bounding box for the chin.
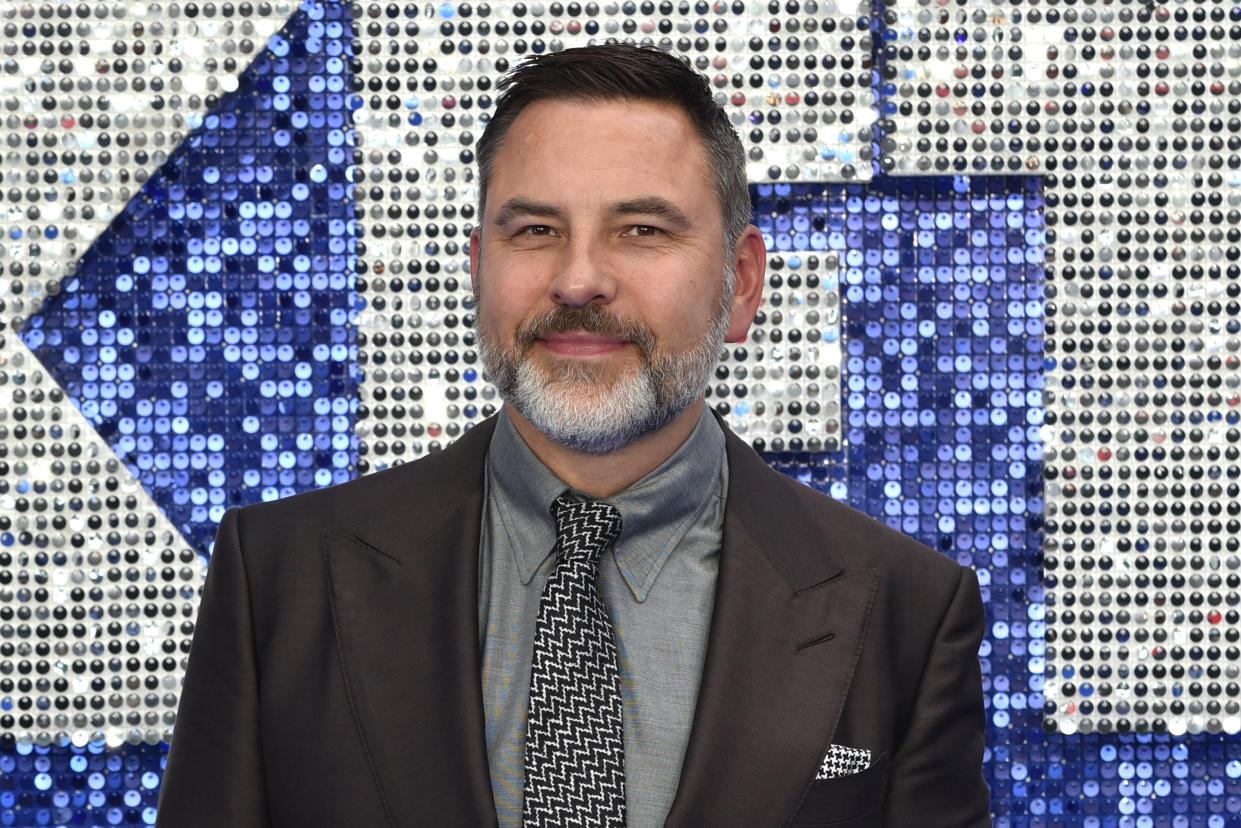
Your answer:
[509,362,680,454]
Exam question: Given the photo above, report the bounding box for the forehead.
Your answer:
[487,97,720,221]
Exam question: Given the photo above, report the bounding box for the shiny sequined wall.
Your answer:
[0,0,1239,823]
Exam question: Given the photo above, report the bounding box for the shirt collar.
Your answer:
[486,404,726,602]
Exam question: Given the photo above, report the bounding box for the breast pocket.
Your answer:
[787,752,890,827]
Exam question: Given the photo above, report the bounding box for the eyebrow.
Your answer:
[610,197,693,232]
[493,197,565,227]
[491,195,693,232]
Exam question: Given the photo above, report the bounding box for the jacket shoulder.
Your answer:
[221,415,498,547]
[724,429,965,591]
[790,471,961,580]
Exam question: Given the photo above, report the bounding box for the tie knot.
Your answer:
[551,494,622,567]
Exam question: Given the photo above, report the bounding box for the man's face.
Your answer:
[471,98,740,454]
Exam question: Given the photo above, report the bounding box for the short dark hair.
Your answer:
[475,44,752,253]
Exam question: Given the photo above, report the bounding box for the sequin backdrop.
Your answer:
[1,0,1240,824]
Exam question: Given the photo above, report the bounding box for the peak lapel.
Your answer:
[664,430,879,826]
[323,417,500,826]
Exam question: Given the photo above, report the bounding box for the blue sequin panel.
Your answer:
[761,175,1241,826]
[18,0,359,554]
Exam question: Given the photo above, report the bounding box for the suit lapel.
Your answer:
[323,418,500,826]
[665,429,880,826]
[318,413,876,825]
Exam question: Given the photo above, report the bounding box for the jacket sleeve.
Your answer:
[157,507,273,827]
[883,565,992,826]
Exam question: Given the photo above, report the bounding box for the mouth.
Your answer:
[536,331,632,357]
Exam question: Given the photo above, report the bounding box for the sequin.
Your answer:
[2,0,1241,824]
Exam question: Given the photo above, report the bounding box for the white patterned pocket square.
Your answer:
[815,744,873,780]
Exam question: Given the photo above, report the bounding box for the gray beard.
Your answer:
[474,277,733,454]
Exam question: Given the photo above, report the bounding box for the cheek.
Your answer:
[480,258,546,304]
[478,280,536,340]
[655,282,720,332]
[478,298,513,339]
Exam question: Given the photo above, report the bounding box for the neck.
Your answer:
[505,399,706,497]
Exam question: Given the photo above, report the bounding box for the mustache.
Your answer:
[514,305,656,355]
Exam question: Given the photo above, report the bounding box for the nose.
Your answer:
[548,237,617,308]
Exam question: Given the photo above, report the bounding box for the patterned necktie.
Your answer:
[522,494,627,827]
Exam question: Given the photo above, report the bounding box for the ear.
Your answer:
[724,224,766,343]
[469,226,482,293]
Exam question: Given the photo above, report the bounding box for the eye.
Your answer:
[518,224,556,236]
[623,225,662,237]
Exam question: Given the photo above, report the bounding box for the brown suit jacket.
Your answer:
[157,415,992,826]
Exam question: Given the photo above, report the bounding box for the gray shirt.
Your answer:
[478,405,728,827]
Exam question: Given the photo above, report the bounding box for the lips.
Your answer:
[537,331,631,356]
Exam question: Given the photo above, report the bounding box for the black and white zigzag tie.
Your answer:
[522,495,626,827]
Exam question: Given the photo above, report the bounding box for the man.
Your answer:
[157,44,991,826]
